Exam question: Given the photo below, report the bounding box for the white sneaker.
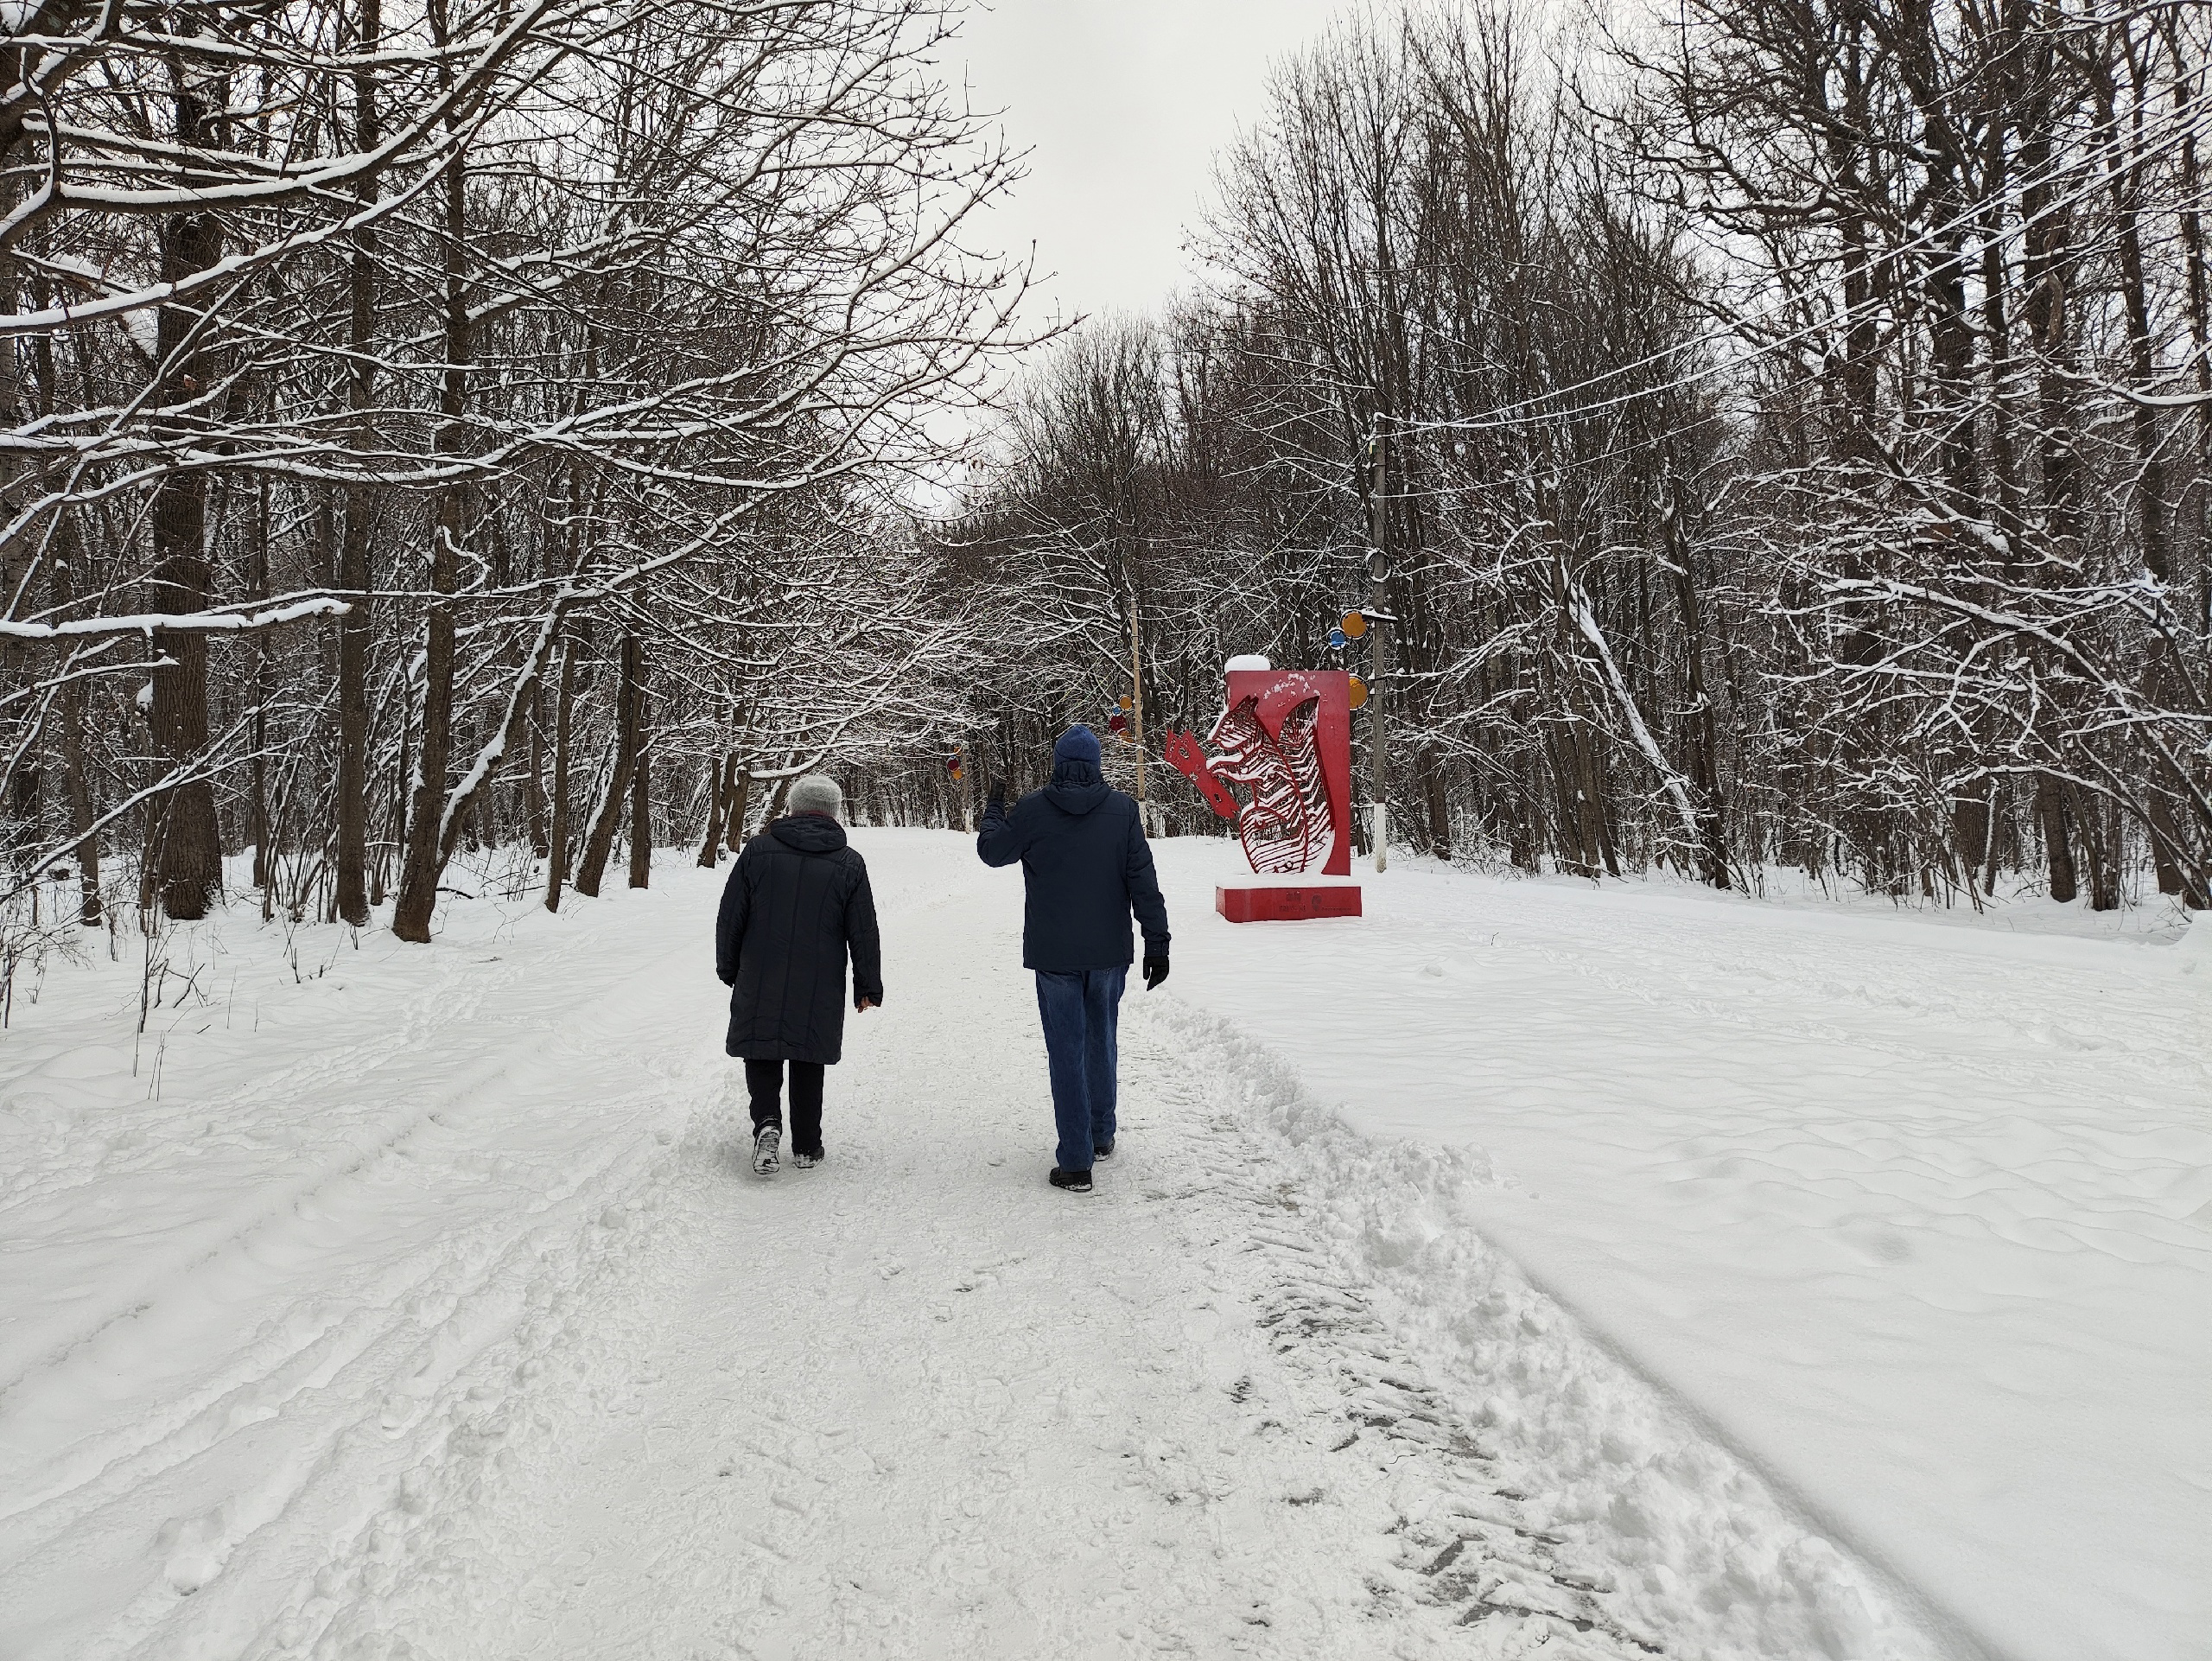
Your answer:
[752,1124,781,1176]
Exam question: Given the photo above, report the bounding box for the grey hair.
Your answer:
[788,773,843,819]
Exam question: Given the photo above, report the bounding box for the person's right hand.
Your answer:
[987,781,1007,811]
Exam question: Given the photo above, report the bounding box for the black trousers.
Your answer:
[745,1059,825,1157]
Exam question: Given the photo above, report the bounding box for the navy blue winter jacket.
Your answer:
[976,766,1171,972]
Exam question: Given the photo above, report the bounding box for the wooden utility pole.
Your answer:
[1364,423,1394,872]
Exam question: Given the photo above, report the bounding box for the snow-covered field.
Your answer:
[1,830,2202,1661]
[1160,837,2209,1661]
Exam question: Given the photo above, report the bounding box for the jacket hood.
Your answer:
[769,811,848,854]
[1043,776,1110,816]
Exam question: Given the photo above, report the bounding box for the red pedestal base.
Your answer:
[1215,884,1363,923]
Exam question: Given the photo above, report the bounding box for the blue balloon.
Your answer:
[1327,627,1348,649]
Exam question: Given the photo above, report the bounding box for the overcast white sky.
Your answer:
[944,0,1353,324]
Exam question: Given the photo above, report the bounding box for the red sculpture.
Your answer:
[1165,662,1360,920]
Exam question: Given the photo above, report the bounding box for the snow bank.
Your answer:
[1156,997,1957,1661]
[1154,837,2209,1661]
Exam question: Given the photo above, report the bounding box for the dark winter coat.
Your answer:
[716,814,883,1064]
[976,765,1171,971]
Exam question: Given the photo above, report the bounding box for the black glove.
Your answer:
[987,781,1007,811]
[1142,955,1169,990]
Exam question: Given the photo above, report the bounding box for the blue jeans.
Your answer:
[1033,966,1126,1172]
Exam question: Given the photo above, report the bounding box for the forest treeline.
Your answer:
[948,0,2212,914]
[4,0,2209,989]
[0,0,1020,981]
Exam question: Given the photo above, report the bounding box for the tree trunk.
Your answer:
[147,73,226,920]
[575,633,641,898]
[49,523,102,926]
[1982,782,2012,894]
[249,480,271,903]
[696,751,726,867]
[2019,40,2090,908]
[627,658,652,890]
[1564,716,1619,880]
[2036,774,2078,903]
[726,757,751,851]
[331,0,381,926]
[1363,426,1395,872]
[2171,24,2212,636]
[391,28,471,944]
[391,506,461,939]
[528,684,550,858]
[382,690,410,910]
[2088,794,2122,913]
[2092,43,2197,903]
[1667,494,1731,889]
[1421,749,1451,862]
[1544,727,1592,877]
[544,635,577,912]
[334,481,374,925]
[1953,786,1991,901]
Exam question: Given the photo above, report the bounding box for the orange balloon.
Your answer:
[1347,675,1369,709]
[1340,610,1369,640]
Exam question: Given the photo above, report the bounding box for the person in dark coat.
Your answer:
[715,773,882,1175]
[976,725,1169,1193]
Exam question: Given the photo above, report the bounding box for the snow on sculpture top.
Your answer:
[1164,661,1354,879]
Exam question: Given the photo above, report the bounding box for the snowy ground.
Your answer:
[1158,838,2209,1661]
[0,830,2202,1661]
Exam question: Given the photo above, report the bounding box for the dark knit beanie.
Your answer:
[1053,725,1103,768]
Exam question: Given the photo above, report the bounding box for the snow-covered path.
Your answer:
[1,835,1965,1661]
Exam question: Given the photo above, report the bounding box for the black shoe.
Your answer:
[1094,1138,1115,1159]
[1049,1168,1093,1193]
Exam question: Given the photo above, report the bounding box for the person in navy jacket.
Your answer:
[976,726,1170,1193]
